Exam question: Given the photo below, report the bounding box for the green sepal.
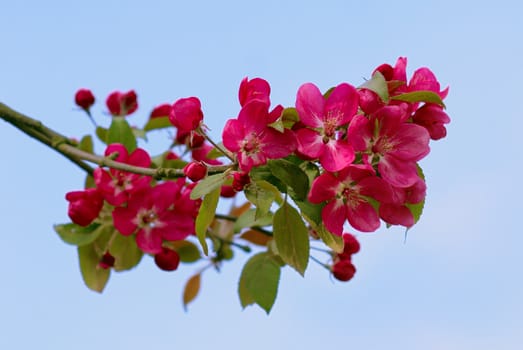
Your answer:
[238,252,281,314]
[107,117,137,152]
[273,201,309,276]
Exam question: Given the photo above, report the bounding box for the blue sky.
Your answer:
[1,1,522,349]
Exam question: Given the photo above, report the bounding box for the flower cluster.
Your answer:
[62,57,449,312]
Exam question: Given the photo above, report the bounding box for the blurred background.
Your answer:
[1,1,522,349]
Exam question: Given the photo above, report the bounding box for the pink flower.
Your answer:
[169,97,203,132]
[294,83,358,172]
[408,67,449,99]
[347,105,430,188]
[112,180,198,254]
[149,103,172,119]
[222,100,296,172]
[308,165,392,235]
[239,77,271,107]
[412,103,451,140]
[379,178,426,227]
[94,144,152,206]
[106,90,138,117]
[65,188,104,226]
[74,89,95,111]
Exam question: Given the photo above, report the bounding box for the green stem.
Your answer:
[197,125,235,162]
[0,102,232,179]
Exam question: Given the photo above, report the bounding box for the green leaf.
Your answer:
[164,240,201,263]
[315,224,344,253]
[78,135,94,153]
[281,107,299,129]
[244,180,281,218]
[234,209,273,233]
[190,173,227,200]
[273,202,310,276]
[238,252,281,314]
[183,273,201,311]
[143,116,172,131]
[78,243,110,293]
[268,159,309,201]
[392,90,445,107]
[95,126,108,144]
[54,223,105,246]
[107,117,137,152]
[295,200,324,226]
[249,165,286,193]
[110,232,143,271]
[195,187,220,255]
[360,71,389,103]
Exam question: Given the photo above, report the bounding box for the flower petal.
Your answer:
[390,123,430,161]
[324,83,359,125]
[113,206,138,236]
[322,199,347,236]
[260,128,296,159]
[320,139,355,172]
[136,228,163,254]
[296,128,324,159]
[295,83,324,128]
[222,119,244,152]
[309,172,340,203]
[378,156,420,188]
[347,201,380,232]
[380,204,414,227]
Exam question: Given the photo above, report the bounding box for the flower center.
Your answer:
[139,209,160,229]
[242,133,261,155]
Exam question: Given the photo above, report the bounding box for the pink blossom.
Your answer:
[239,77,271,107]
[347,105,430,188]
[154,247,180,271]
[294,83,358,172]
[169,97,203,131]
[222,100,296,172]
[184,161,207,182]
[65,188,104,226]
[412,103,451,140]
[106,90,138,117]
[94,144,152,206]
[112,180,198,254]
[379,178,426,227]
[408,67,449,99]
[308,165,392,235]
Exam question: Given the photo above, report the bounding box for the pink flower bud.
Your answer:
[106,90,138,117]
[337,233,360,260]
[149,103,172,119]
[232,172,250,192]
[98,251,115,269]
[183,161,207,182]
[154,247,180,271]
[220,185,236,198]
[169,97,203,131]
[75,89,95,111]
[332,260,356,282]
[65,188,104,226]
